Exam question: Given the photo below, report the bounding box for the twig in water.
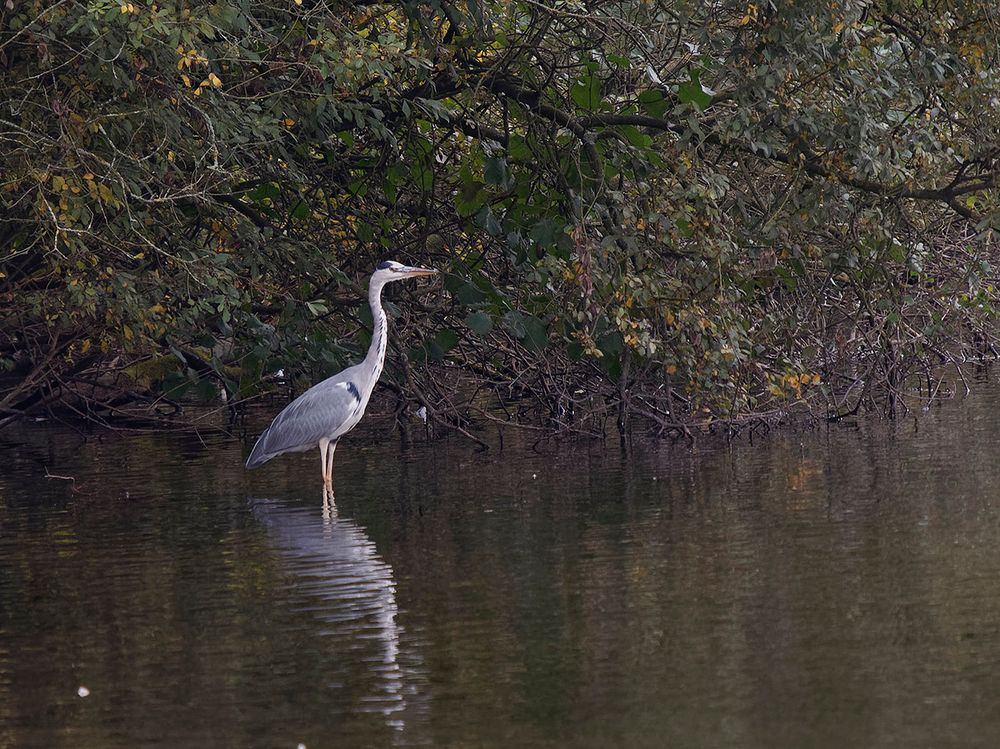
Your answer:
[44,468,76,482]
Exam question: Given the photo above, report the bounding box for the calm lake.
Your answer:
[4,382,1000,747]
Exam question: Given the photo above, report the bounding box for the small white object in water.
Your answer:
[532,473,537,479]
[416,406,427,424]
[77,686,90,697]
[652,476,658,481]
[298,744,307,749]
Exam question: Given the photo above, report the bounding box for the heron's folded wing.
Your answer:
[252,381,360,459]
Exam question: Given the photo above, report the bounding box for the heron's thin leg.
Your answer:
[325,440,337,486]
[318,438,330,486]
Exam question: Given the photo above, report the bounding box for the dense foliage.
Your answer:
[2,0,999,435]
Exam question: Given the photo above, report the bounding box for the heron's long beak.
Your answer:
[401,265,437,277]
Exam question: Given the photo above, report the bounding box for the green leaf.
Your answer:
[619,125,652,148]
[501,310,526,337]
[570,73,601,111]
[304,299,328,317]
[522,316,549,351]
[444,273,489,306]
[161,371,191,398]
[638,89,667,118]
[678,69,712,111]
[465,311,493,335]
[529,218,563,248]
[501,311,548,350]
[484,157,508,186]
[412,328,460,363]
[775,267,798,290]
[456,180,487,217]
[434,328,459,353]
[476,207,502,237]
[597,330,623,357]
[508,135,531,161]
[356,221,374,243]
[246,182,280,204]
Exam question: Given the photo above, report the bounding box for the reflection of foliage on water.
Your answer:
[7,416,1000,744]
[1,1,998,434]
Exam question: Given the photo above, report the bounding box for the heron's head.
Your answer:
[373,260,438,283]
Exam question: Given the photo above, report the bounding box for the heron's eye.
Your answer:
[376,261,392,270]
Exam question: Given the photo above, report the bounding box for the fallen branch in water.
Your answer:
[44,468,76,482]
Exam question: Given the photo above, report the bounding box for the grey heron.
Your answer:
[246,260,437,491]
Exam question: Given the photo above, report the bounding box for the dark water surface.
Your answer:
[4,385,1000,747]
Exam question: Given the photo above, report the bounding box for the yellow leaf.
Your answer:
[148,303,166,315]
[665,364,678,375]
[833,22,845,33]
[209,72,222,88]
[81,339,92,354]
[123,325,133,341]
[83,173,94,181]
[284,117,296,127]
[181,73,192,87]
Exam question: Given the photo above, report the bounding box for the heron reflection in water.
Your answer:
[251,494,413,728]
[246,261,437,495]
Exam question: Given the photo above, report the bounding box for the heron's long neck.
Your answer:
[363,278,389,389]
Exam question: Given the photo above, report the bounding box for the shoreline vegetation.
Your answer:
[2,1,998,442]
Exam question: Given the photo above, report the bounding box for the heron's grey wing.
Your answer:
[246,381,361,467]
